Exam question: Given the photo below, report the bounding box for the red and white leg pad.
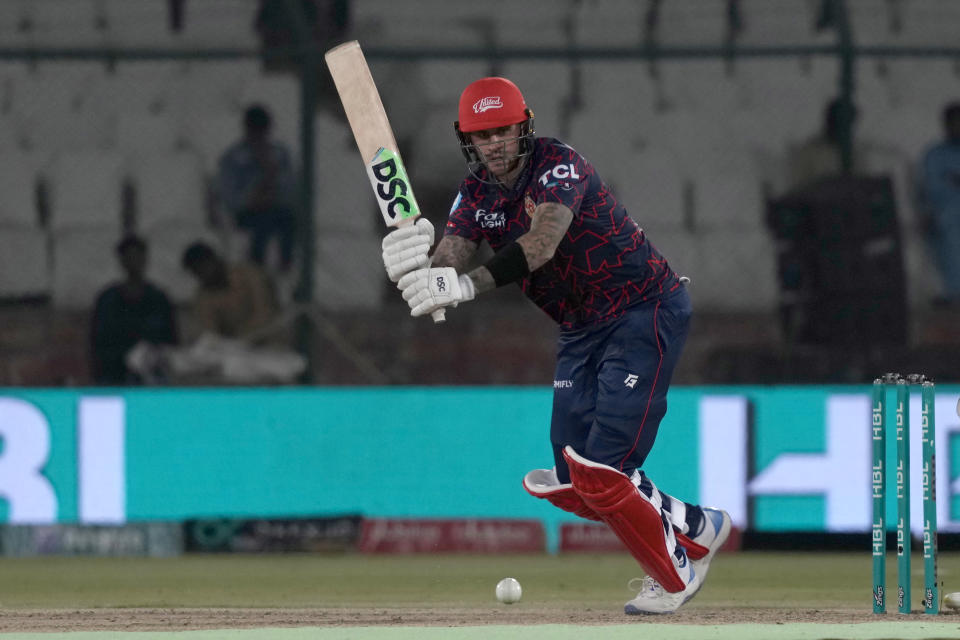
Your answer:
[626,468,709,560]
[563,446,687,593]
[522,468,601,521]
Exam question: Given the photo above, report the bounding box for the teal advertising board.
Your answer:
[1,387,959,539]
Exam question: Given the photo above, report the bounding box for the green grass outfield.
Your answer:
[1,551,959,639]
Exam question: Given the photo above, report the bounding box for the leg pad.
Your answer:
[563,446,686,593]
[522,469,601,521]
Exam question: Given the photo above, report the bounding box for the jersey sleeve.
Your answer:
[444,187,484,242]
[531,143,591,216]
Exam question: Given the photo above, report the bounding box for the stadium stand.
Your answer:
[2,0,959,385]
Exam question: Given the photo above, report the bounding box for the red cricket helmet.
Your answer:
[456,77,531,133]
[454,77,536,187]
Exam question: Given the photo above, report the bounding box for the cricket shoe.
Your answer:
[624,555,702,615]
[686,507,731,583]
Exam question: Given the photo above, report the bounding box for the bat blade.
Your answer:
[324,40,421,230]
[325,40,445,322]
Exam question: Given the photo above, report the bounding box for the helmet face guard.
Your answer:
[454,112,535,186]
[454,77,535,187]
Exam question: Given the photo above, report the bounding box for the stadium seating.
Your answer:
[179,0,259,48]
[51,228,120,309]
[571,0,643,48]
[0,152,48,300]
[131,150,209,232]
[0,227,49,299]
[611,145,687,236]
[116,111,185,159]
[313,232,384,310]
[417,60,491,106]
[687,229,778,311]
[100,0,179,48]
[655,0,729,46]
[689,148,766,231]
[0,2,30,48]
[1,0,951,320]
[890,0,960,46]
[23,0,106,48]
[0,154,40,228]
[500,60,574,138]
[47,150,125,232]
[103,60,189,115]
[734,0,829,47]
[314,112,379,236]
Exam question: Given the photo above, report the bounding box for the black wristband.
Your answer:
[484,242,531,287]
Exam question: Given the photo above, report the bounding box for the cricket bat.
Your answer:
[324,40,445,323]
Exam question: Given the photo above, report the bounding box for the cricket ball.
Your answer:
[945,591,960,610]
[495,577,522,604]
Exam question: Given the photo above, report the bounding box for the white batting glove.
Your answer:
[382,218,434,282]
[397,267,476,317]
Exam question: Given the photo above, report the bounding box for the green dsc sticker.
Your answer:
[366,147,421,225]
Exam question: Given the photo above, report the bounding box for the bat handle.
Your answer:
[431,308,446,324]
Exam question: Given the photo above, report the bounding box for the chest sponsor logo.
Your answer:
[538,164,581,187]
[473,96,503,113]
[554,379,573,389]
[475,209,506,229]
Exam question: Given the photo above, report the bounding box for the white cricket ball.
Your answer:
[944,591,960,610]
[495,577,522,604]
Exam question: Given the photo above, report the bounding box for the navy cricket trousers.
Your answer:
[550,286,692,484]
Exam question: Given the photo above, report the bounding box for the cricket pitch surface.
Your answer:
[0,552,957,639]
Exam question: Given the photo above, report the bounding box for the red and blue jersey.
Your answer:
[445,137,683,328]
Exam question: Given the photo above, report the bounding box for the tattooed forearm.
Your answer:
[517,202,574,270]
[466,266,498,294]
[430,235,478,271]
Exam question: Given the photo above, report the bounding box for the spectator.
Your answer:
[918,101,960,308]
[218,104,297,274]
[786,97,864,191]
[254,0,349,55]
[90,235,178,385]
[181,241,278,341]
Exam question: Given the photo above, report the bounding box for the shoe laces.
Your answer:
[628,576,663,597]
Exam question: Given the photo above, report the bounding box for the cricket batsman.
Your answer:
[381,76,730,614]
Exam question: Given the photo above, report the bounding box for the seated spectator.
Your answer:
[90,235,179,385]
[217,104,297,274]
[918,101,960,308]
[255,0,349,65]
[181,241,278,341]
[786,97,866,191]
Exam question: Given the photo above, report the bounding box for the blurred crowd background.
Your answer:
[0,0,958,387]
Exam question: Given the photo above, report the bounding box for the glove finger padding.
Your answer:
[382,218,435,282]
[383,238,431,260]
[383,240,431,282]
[381,217,434,250]
[398,268,474,317]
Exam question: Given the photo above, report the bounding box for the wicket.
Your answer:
[871,373,938,615]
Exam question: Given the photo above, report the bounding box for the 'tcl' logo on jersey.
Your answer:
[475,209,505,229]
[538,164,581,187]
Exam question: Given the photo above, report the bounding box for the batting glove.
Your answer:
[382,218,434,282]
[397,267,476,317]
